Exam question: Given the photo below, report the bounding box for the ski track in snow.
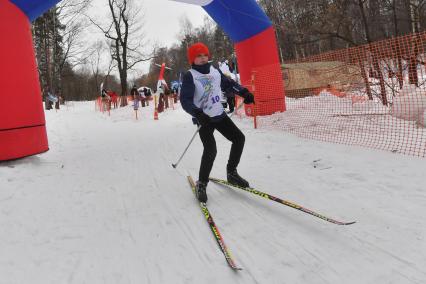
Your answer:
[1,101,426,283]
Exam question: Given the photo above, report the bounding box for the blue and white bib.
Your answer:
[189,66,224,117]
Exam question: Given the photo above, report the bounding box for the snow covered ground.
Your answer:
[1,101,426,284]
[258,91,426,158]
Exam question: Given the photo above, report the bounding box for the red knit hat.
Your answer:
[187,42,210,64]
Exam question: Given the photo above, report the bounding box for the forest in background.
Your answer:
[32,0,426,101]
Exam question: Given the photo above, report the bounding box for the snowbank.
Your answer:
[391,84,426,126]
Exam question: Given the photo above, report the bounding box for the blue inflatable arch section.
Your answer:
[0,0,285,161]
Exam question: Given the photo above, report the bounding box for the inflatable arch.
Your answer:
[0,0,285,161]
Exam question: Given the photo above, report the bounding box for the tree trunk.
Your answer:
[392,0,404,89]
[358,0,372,43]
[408,36,420,87]
[372,52,388,105]
[408,57,419,86]
[358,48,373,100]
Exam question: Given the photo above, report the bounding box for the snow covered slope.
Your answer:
[1,101,425,283]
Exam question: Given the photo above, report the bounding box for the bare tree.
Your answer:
[88,0,153,105]
[87,41,105,95]
[57,0,91,68]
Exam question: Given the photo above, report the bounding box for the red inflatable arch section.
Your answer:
[0,1,48,161]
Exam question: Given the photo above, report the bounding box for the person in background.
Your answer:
[143,87,150,106]
[130,84,139,111]
[157,84,165,113]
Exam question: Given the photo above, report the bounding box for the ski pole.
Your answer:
[172,125,200,168]
[172,102,244,169]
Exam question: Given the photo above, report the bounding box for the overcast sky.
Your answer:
[84,0,209,77]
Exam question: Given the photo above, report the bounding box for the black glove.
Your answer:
[243,92,255,104]
[194,110,211,127]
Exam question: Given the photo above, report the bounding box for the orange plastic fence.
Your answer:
[252,32,426,157]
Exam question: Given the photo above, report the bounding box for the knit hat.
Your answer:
[187,42,210,64]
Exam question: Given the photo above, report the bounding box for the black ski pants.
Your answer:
[198,115,245,183]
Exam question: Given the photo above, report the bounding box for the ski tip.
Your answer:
[341,221,356,225]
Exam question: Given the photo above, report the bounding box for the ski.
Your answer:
[209,177,356,226]
[187,176,242,270]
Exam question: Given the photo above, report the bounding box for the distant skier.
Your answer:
[157,84,165,113]
[143,87,150,106]
[100,89,111,112]
[180,42,255,203]
[164,84,170,109]
[101,89,110,100]
[130,84,139,110]
[45,88,58,110]
[219,59,232,76]
[139,88,146,107]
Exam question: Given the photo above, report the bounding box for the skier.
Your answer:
[139,88,146,107]
[157,84,165,113]
[143,87,150,106]
[180,42,255,203]
[101,89,110,100]
[130,84,139,110]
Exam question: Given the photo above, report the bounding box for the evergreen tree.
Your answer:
[32,6,65,99]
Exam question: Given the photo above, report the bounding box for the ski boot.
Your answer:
[195,180,208,203]
[227,168,250,188]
